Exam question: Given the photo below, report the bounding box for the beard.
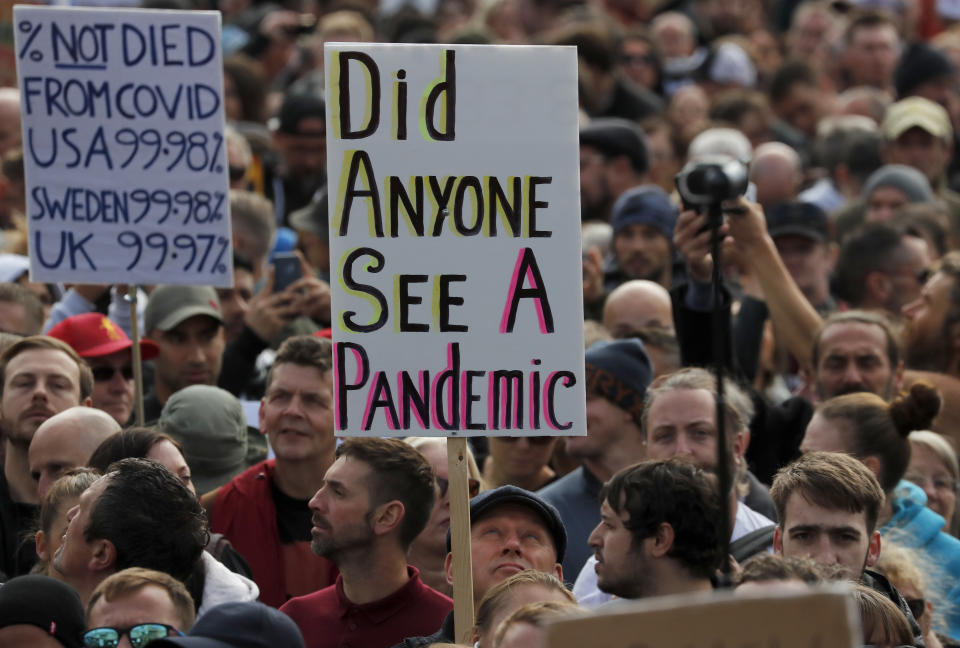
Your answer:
[596,547,652,600]
[310,514,376,562]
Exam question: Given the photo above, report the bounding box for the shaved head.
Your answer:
[750,142,802,207]
[29,407,119,500]
[603,280,674,338]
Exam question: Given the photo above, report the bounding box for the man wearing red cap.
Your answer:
[47,313,158,425]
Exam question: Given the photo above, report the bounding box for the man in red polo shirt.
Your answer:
[46,313,158,425]
[280,437,452,648]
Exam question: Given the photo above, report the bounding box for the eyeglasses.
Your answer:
[905,472,957,493]
[499,436,555,445]
[437,476,481,499]
[83,623,182,648]
[91,365,134,382]
[906,597,926,620]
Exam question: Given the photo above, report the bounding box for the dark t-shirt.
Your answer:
[272,481,312,543]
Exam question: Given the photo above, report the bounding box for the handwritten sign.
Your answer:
[546,587,860,648]
[14,6,232,287]
[326,44,585,437]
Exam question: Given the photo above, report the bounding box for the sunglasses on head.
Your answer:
[91,365,134,382]
[436,476,481,499]
[83,623,182,648]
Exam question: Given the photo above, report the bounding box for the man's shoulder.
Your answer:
[218,459,275,497]
[279,583,338,618]
[538,467,586,500]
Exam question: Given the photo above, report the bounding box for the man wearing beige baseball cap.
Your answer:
[142,285,224,422]
[882,96,960,242]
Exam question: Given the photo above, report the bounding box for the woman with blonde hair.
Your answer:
[906,431,960,536]
[405,437,485,596]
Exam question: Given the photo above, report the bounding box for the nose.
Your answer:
[187,342,206,364]
[919,478,939,505]
[501,531,522,554]
[841,361,862,386]
[587,522,603,549]
[308,488,325,513]
[674,433,694,457]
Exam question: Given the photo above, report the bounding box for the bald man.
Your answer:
[28,407,119,500]
[0,88,21,157]
[749,142,803,208]
[602,280,674,338]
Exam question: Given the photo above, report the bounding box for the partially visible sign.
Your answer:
[547,587,860,648]
[15,6,232,286]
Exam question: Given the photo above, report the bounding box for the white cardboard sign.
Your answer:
[15,6,233,287]
[326,43,586,437]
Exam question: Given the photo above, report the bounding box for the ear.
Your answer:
[371,500,405,537]
[892,361,905,394]
[733,430,748,461]
[90,538,117,573]
[865,530,881,568]
[258,399,267,436]
[773,526,784,555]
[554,563,563,582]
[861,455,882,481]
[649,522,675,558]
[82,397,92,407]
[443,552,454,586]
[470,627,480,645]
[35,530,49,563]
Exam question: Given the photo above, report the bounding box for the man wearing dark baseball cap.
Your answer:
[765,201,836,313]
[579,118,649,222]
[272,92,326,220]
[395,485,565,648]
[47,313,159,425]
[0,574,85,647]
[142,285,224,423]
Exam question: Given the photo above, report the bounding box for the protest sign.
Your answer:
[14,6,232,287]
[325,43,585,439]
[546,587,860,648]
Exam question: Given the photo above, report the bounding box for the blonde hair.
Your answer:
[852,583,913,647]
[475,570,574,636]
[492,601,583,647]
[404,437,486,491]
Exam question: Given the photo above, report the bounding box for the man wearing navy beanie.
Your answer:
[538,338,654,578]
[604,185,679,293]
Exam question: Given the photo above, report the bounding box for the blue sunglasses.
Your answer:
[83,623,182,648]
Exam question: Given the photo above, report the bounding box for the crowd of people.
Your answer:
[5,0,960,645]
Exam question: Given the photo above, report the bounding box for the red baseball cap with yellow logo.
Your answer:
[47,313,159,361]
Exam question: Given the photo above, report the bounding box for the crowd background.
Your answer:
[5,0,960,646]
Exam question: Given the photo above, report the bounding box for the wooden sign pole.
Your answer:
[128,285,145,426]
[447,436,475,644]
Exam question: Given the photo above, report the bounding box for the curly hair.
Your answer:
[601,459,724,580]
